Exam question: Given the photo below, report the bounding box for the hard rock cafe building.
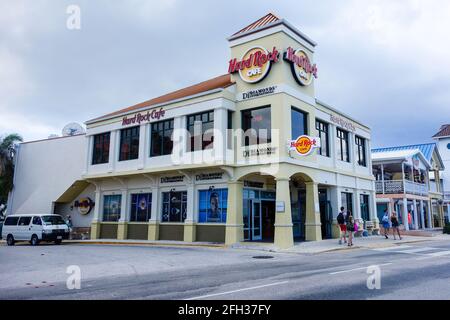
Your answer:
[9,13,378,248]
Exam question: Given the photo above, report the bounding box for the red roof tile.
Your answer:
[433,124,450,138]
[231,13,280,37]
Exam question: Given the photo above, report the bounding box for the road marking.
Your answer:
[184,281,290,300]
[374,245,412,251]
[428,250,450,257]
[329,263,393,275]
[400,247,436,254]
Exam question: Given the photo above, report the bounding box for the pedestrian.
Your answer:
[408,211,413,230]
[346,213,355,247]
[337,207,347,245]
[391,211,402,240]
[381,209,390,239]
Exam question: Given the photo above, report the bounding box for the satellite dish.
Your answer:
[62,123,85,136]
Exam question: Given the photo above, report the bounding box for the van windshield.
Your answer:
[41,216,66,225]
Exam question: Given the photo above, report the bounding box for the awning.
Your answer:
[55,180,90,203]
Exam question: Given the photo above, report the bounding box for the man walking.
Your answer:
[337,207,347,244]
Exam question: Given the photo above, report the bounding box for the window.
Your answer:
[32,216,42,225]
[198,188,228,223]
[315,120,329,157]
[187,111,214,152]
[241,106,271,146]
[119,126,140,161]
[130,193,152,222]
[161,191,187,222]
[360,194,370,221]
[150,119,173,157]
[355,136,367,167]
[291,107,308,139]
[341,192,353,215]
[18,216,32,226]
[227,110,233,150]
[4,216,19,226]
[92,132,110,165]
[103,195,121,222]
[336,128,350,162]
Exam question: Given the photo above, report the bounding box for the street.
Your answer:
[0,239,449,300]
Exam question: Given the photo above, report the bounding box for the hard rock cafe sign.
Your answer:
[288,135,321,156]
[283,47,318,86]
[74,197,95,215]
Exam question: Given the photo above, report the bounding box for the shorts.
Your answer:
[339,224,347,232]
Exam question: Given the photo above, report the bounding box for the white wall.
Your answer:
[436,137,450,192]
[9,135,86,216]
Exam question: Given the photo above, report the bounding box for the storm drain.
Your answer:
[252,255,274,259]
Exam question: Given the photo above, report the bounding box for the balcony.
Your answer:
[375,180,429,197]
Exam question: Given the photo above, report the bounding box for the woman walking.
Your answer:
[346,213,355,247]
[381,209,390,239]
[391,211,402,240]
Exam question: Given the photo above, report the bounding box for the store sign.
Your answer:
[74,197,95,215]
[276,201,285,213]
[330,114,356,132]
[244,181,264,189]
[160,176,184,183]
[289,135,321,156]
[122,108,166,126]
[243,146,277,158]
[195,172,223,181]
[283,47,318,86]
[240,85,278,101]
[228,46,280,83]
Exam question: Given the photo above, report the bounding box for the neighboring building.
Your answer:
[372,143,445,230]
[433,124,450,223]
[8,13,377,248]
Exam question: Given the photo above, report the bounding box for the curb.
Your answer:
[64,240,226,249]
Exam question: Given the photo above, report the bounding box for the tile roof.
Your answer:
[231,13,280,37]
[432,124,450,138]
[88,74,234,123]
[372,143,437,162]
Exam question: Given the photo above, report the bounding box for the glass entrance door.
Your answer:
[243,199,262,241]
[252,202,262,241]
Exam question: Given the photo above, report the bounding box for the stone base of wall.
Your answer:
[70,227,91,240]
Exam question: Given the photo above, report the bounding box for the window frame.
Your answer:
[315,119,330,157]
[241,105,272,147]
[103,194,122,222]
[119,126,140,162]
[129,193,152,222]
[355,135,367,167]
[336,128,350,162]
[92,132,111,165]
[198,188,228,223]
[186,110,215,152]
[150,118,174,157]
[161,191,187,223]
[291,107,308,139]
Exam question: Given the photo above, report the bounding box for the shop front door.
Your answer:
[243,199,262,241]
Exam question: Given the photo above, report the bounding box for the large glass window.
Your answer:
[150,119,174,157]
[119,126,140,161]
[336,128,350,162]
[198,188,228,223]
[103,195,121,222]
[92,132,110,165]
[315,120,329,157]
[241,106,271,146]
[360,194,370,221]
[341,192,353,215]
[161,191,187,222]
[291,107,308,139]
[355,135,367,167]
[187,111,214,152]
[130,193,152,222]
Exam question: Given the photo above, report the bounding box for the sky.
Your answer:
[1,0,450,148]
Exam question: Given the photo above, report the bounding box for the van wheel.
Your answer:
[30,235,39,246]
[6,235,15,246]
[55,239,62,245]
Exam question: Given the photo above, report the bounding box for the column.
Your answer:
[370,191,380,232]
[213,107,227,163]
[108,130,118,172]
[427,201,433,229]
[330,187,341,239]
[148,187,160,241]
[412,199,418,230]
[137,124,147,170]
[183,183,196,242]
[354,191,361,220]
[225,181,244,245]
[304,181,322,242]
[420,200,425,230]
[84,135,92,175]
[117,189,129,240]
[90,185,102,239]
[274,178,295,248]
[403,198,409,230]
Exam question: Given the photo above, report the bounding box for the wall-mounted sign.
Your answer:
[122,108,166,126]
[243,146,277,158]
[289,135,321,156]
[283,47,318,86]
[195,172,224,181]
[244,181,265,189]
[276,201,285,213]
[160,176,184,184]
[330,115,356,132]
[74,197,95,215]
[228,46,280,83]
[240,85,278,101]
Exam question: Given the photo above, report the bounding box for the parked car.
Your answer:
[0,216,4,239]
[1,214,70,246]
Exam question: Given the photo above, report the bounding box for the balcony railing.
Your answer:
[444,192,450,200]
[375,180,429,196]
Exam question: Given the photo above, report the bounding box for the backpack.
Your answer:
[337,212,345,224]
[382,215,389,223]
[346,221,354,231]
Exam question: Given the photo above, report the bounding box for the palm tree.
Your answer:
[0,133,23,206]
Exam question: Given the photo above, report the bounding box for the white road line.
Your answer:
[329,263,393,275]
[428,250,450,257]
[374,245,412,251]
[184,281,290,300]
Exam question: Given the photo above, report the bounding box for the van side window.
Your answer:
[18,216,32,226]
[4,217,20,226]
[32,216,42,225]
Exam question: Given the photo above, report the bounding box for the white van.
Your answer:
[1,214,70,246]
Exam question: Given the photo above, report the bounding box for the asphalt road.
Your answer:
[0,240,449,300]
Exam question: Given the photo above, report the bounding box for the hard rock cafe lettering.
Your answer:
[283,47,318,86]
[122,108,165,126]
[228,46,280,83]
